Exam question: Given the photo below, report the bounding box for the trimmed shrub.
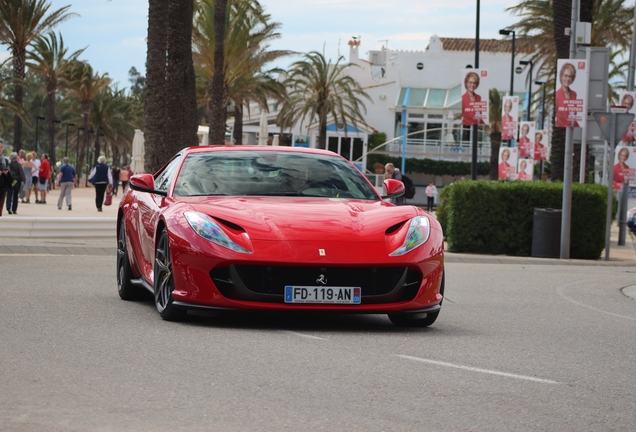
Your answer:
[436,180,616,260]
[366,154,490,177]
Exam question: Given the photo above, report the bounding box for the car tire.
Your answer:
[388,269,444,328]
[117,220,143,300]
[154,228,186,321]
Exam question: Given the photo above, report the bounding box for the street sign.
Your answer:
[593,112,635,141]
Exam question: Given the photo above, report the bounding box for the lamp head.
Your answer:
[499,29,512,36]
[519,60,532,66]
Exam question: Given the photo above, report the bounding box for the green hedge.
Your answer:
[436,180,616,260]
[367,154,490,177]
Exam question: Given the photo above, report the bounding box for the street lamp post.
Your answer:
[75,128,84,186]
[52,120,61,166]
[65,123,75,157]
[85,130,95,187]
[519,60,534,121]
[34,116,45,153]
[499,28,516,147]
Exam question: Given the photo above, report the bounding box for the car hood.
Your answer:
[178,196,419,241]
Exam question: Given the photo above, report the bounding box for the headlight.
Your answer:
[389,216,430,256]
[184,211,252,254]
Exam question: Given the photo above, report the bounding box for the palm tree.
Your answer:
[27,31,84,166]
[88,89,137,165]
[279,51,371,150]
[62,61,110,176]
[488,89,503,180]
[0,73,29,132]
[193,0,290,144]
[0,0,75,151]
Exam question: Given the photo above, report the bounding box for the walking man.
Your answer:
[57,157,76,210]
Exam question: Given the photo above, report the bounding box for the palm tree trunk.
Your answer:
[144,0,169,173]
[209,0,228,144]
[490,133,502,180]
[12,47,26,152]
[233,101,243,144]
[164,0,198,159]
[317,103,327,149]
[79,109,90,180]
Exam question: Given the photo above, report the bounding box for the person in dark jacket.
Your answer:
[6,152,26,214]
[88,156,113,212]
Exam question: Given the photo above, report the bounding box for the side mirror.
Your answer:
[129,173,167,196]
[381,178,405,199]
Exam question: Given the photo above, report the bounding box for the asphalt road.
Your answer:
[2,255,636,431]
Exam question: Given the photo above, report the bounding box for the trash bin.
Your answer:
[531,208,562,258]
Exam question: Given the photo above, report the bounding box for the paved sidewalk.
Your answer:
[2,183,120,219]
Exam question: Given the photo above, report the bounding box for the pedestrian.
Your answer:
[21,154,36,203]
[88,156,113,212]
[6,153,26,214]
[56,157,76,211]
[0,155,10,216]
[120,165,130,192]
[31,151,40,203]
[111,164,121,196]
[17,149,25,163]
[384,162,405,205]
[36,153,51,204]
[425,181,437,213]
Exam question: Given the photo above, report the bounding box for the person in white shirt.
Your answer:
[425,182,437,212]
[31,151,41,202]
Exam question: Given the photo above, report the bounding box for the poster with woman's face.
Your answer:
[613,145,636,188]
[517,121,535,159]
[555,59,587,128]
[517,158,533,181]
[498,146,518,180]
[533,129,549,161]
[619,91,636,143]
[461,69,489,126]
[501,96,519,141]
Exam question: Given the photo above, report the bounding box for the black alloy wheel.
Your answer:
[154,228,185,321]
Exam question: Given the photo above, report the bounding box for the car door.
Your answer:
[137,155,182,281]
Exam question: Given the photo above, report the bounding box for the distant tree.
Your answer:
[27,31,84,166]
[278,51,371,150]
[0,0,75,151]
[62,61,110,171]
[128,66,146,101]
[193,0,290,144]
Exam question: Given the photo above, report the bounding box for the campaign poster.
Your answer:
[517,158,534,181]
[517,121,536,159]
[501,96,519,141]
[555,59,587,128]
[533,129,549,161]
[461,69,489,126]
[619,91,636,143]
[613,145,636,190]
[498,146,518,180]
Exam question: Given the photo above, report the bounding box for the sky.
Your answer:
[0,0,518,91]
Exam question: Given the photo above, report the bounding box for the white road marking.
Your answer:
[395,355,559,384]
[556,280,636,321]
[282,331,327,340]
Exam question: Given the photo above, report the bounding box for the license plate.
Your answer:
[284,286,361,304]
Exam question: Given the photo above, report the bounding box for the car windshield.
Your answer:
[173,150,379,200]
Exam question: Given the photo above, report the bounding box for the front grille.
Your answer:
[210,265,422,304]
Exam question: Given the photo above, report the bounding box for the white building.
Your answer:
[232,35,539,168]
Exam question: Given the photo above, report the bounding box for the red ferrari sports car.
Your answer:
[117,146,445,326]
